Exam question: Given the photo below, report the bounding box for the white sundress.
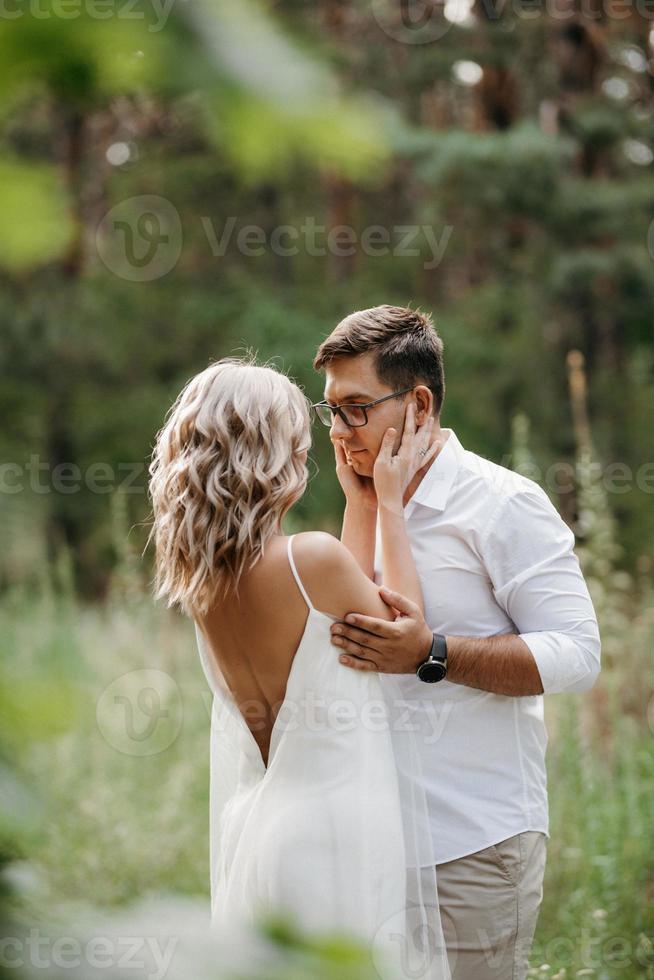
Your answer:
[194,534,450,980]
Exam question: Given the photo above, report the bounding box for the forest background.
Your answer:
[1,1,653,978]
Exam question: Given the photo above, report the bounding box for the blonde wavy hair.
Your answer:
[147,357,312,617]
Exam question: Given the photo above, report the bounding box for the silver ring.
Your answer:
[418,448,428,457]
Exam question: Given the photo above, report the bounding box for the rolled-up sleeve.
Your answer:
[483,485,601,694]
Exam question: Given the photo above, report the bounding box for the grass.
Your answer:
[1,557,653,979]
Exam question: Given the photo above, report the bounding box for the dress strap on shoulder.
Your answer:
[287,534,315,611]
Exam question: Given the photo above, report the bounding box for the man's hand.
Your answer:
[331,586,433,673]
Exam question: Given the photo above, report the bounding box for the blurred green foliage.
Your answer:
[1,434,653,977]
[0,4,653,973]
[1,0,652,594]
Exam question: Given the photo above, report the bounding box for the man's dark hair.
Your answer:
[313,304,445,414]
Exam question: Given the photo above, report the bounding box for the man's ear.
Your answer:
[414,385,433,424]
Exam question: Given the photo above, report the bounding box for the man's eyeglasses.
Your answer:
[312,387,414,428]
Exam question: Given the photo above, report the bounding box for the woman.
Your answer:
[148,357,450,980]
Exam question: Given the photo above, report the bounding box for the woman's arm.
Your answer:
[340,501,377,580]
[373,408,439,614]
[292,530,396,623]
[377,497,423,612]
[333,439,377,579]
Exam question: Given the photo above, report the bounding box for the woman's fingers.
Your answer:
[380,406,439,479]
[333,438,348,466]
[401,416,439,482]
[414,415,431,453]
[418,417,436,459]
[421,435,442,467]
[377,427,396,463]
[397,402,416,458]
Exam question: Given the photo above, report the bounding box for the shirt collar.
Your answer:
[404,427,462,518]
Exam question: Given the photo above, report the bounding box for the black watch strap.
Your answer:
[416,633,448,683]
[430,633,447,663]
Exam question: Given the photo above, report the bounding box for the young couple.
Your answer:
[148,305,601,980]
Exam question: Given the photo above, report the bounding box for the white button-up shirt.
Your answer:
[374,428,601,864]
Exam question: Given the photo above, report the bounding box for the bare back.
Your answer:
[195,531,394,766]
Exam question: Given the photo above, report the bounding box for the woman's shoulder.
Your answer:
[289,532,391,623]
[290,531,353,573]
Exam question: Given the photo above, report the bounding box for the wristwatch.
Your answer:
[416,633,448,683]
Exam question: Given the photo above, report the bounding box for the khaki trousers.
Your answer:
[435,831,547,980]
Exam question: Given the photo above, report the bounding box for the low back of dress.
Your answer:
[194,535,450,980]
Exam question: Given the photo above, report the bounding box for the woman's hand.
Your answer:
[373,405,441,512]
[333,438,378,512]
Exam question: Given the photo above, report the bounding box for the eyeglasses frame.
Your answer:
[312,386,415,428]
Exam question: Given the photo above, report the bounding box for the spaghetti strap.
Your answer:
[287,534,315,611]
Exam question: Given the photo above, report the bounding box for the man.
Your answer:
[312,305,601,980]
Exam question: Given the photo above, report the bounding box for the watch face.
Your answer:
[417,660,447,683]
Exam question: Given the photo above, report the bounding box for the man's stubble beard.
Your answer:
[351,457,375,480]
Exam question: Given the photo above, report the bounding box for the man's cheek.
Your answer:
[368,437,384,460]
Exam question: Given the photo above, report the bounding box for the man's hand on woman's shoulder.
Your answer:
[330,587,433,674]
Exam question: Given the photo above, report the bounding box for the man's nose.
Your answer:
[330,412,353,440]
